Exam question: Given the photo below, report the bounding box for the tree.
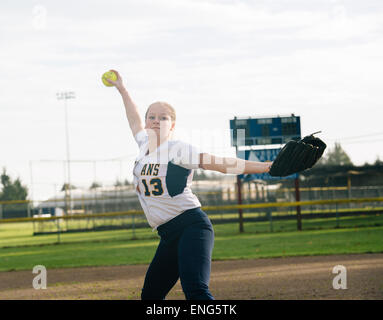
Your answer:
[0,168,28,201]
[114,179,123,187]
[124,179,132,186]
[90,182,102,189]
[116,179,133,186]
[320,142,353,166]
[60,183,77,192]
[374,156,383,165]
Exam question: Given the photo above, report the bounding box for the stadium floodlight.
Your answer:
[56,91,76,215]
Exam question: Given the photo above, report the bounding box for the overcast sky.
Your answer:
[1,0,383,201]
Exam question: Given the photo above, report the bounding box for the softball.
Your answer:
[102,71,117,87]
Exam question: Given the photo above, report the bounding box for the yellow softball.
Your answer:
[101,71,117,87]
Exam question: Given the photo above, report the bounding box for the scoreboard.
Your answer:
[230,114,301,180]
[237,149,298,181]
[230,115,301,147]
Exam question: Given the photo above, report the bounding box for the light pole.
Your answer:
[56,91,75,215]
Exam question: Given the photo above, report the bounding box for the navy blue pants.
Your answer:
[141,207,214,300]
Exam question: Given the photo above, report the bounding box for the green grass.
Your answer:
[0,220,155,248]
[213,226,383,260]
[0,223,382,272]
[0,238,159,272]
[238,214,383,234]
[1,213,382,247]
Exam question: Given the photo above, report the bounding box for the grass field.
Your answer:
[0,213,382,272]
[1,212,382,248]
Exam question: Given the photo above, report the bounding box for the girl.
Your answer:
[106,70,271,300]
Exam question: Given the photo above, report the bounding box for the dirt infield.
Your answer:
[0,253,382,300]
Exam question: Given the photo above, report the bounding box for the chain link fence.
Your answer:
[1,183,382,247]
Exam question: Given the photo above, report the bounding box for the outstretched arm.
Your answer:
[106,69,144,137]
[199,153,271,175]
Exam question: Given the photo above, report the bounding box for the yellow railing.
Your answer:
[0,197,382,224]
[0,200,31,205]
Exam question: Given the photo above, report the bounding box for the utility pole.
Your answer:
[56,91,75,215]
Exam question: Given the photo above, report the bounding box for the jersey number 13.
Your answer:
[141,178,164,196]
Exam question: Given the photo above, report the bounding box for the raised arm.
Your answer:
[106,69,145,137]
[199,153,271,175]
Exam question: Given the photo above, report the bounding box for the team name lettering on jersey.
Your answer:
[140,164,160,176]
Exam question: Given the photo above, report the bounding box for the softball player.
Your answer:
[106,70,271,300]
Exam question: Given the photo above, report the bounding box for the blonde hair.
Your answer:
[145,101,176,122]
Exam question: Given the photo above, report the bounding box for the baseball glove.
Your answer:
[269,133,326,177]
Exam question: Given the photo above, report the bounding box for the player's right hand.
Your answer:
[106,69,124,89]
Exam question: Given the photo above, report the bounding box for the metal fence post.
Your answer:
[295,177,302,231]
[27,201,31,218]
[132,214,136,239]
[56,215,61,243]
[348,177,352,209]
[236,175,244,233]
[267,208,273,232]
[335,202,339,228]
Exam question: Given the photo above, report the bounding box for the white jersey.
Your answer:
[133,129,202,230]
